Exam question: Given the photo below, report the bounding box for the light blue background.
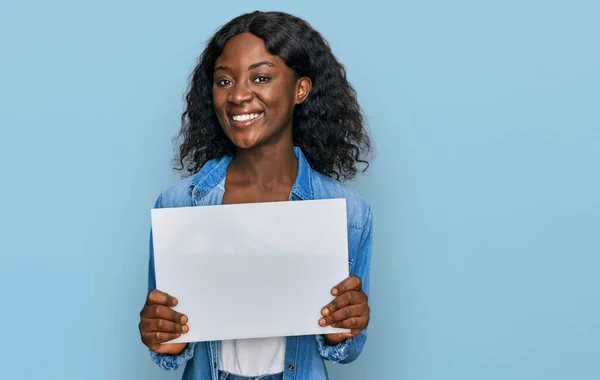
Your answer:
[1,0,598,379]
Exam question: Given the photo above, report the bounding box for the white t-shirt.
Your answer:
[219,337,286,376]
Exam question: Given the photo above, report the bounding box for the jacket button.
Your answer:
[213,362,217,369]
[288,364,295,370]
[195,190,201,196]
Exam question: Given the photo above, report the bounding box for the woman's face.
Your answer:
[212,33,311,150]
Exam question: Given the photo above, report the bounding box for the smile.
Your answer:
[231,112,263,121]
[229,112,264,127]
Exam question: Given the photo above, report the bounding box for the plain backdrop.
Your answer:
[1,0,598,379]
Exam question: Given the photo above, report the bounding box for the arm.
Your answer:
[142,195,197,370]
[316,207,373,364]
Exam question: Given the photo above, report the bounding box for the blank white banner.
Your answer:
[151,198,350,343]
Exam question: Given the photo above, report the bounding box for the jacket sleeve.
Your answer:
[146,194,197,370]
[316,206,373,364]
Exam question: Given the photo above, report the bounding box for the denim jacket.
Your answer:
[147,147,373,380]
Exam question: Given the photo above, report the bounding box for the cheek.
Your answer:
[259,88,292,116]
[254,87,274,106]
[212,89,224,108]
[212,92,228,117]
[211,95,228,129]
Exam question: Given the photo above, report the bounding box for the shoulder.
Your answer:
[310,170,372,230]
[154,176,194,208]
[155,157,226,208]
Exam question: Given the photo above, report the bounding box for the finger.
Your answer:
[321,291,367,316]
[330,316,369,330]
[141,304,188,324]
[139,318,189,334]
[146,289,178,307]
[319,304,368,327]
[141,331,181,347]
[331,275,362,296]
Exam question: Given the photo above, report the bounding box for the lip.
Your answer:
[228,111,265,128]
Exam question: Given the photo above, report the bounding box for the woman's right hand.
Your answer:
[139,289,189,355]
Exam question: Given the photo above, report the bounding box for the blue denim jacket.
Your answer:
[147,147,373,380]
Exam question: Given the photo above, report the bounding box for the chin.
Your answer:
[225,127,266,149]
[229,135,262,150]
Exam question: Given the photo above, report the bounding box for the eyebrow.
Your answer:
[214,61,275,72]
[248,61,275,70]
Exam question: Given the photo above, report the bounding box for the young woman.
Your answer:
[138,11,374,380]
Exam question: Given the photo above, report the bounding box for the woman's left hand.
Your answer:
[319,275,370,345]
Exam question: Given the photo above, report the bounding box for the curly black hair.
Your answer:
[175,10,373,181]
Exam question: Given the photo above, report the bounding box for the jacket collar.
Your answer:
[190,146,314,202]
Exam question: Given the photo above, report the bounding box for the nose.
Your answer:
[228,82,253,104]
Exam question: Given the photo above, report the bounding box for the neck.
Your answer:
[231,141,298,187]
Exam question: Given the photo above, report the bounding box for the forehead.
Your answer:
[216,33,286,68]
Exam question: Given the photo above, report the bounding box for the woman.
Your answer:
[138,11,374,380]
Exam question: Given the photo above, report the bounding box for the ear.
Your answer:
[294,77,312,105]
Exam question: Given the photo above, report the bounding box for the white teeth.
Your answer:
[232,113,262,121]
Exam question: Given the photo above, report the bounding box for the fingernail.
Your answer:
[182,325,189,333]
[319,318,326,326]
[181,315,188,324]
[331,288,338,295]
[321,308,330,316]
[172,298,178,306]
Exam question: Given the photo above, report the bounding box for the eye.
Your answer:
[215,78,232,87]
[253,75,271,84]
